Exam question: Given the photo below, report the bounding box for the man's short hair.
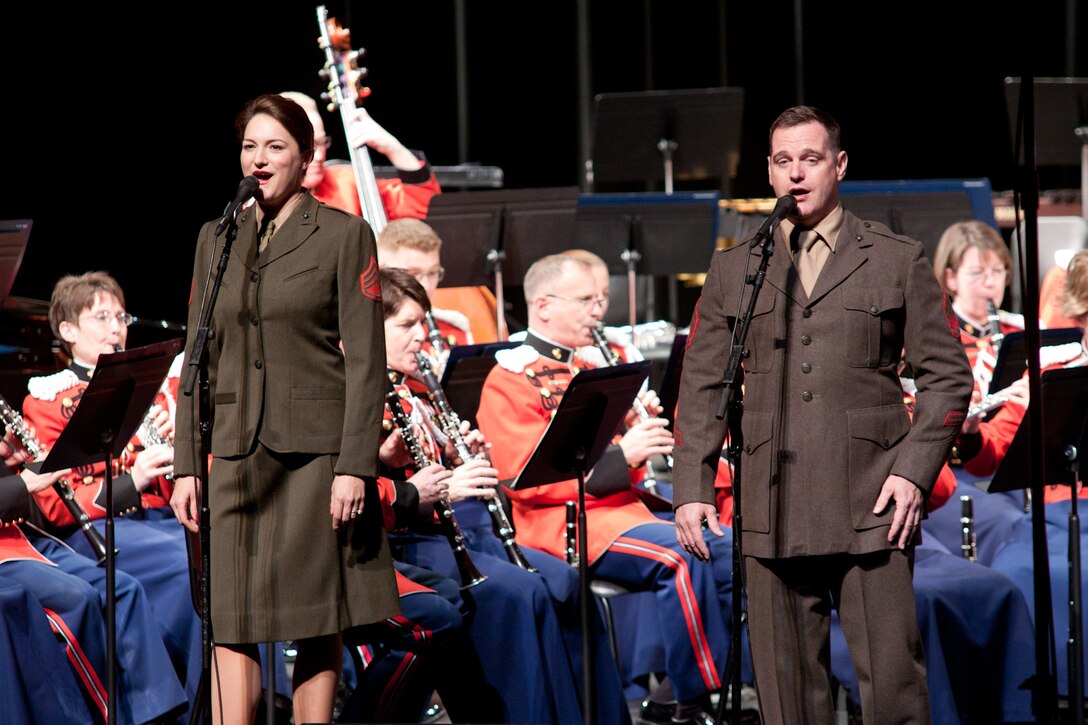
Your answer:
[1060,249,1088,320]
[561,249,607,271]
[377,218,443,255]
[523,254,592,304]
[380,266,432,319]
[49,272,126,355]
[769,106,842,153]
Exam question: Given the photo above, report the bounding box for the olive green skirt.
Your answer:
[209,443,399,643]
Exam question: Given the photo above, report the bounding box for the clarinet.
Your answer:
[987,299,1005,354]
[565,500,579,567]
[137,406,174,481]
[959,495,977,562]
[423,311,451,373]
[589,323,673,482]
[413,353,537,572]
[0,396,111,566]
[384,380,487,589]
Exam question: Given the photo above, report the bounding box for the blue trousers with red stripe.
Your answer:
[0,575,96,724]
[592,522,729,702]
[456,498,631,724]
[28,535,190,723]
[390,525,594,724]
[60,509,202,713]
[344,561,504,722]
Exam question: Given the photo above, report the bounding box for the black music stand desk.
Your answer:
[988,367,1088,713]
[509,361,650,725]
[440,342,518,428]
[37,338,182,725]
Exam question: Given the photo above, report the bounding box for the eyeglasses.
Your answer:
[410,267,445,283]
[314,136,333,150]
[960,267,1008,282]
[547,294,607,310]
[80,311,135,327]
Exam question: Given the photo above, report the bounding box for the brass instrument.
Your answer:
[413,353,536,572]
[384,379,486,589]
[565,500,578,566]
[959,495,977,562]
[589,323,673,484]
[0,396,111,566]
[423,311,451,374]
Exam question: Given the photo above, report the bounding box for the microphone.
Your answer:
[749,194,797,247]
[214,175,260,237]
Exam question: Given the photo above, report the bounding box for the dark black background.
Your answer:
[2,1,1083,327]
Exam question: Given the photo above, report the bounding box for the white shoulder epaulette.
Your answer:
[998,310,1026,330]
[1041,341,1085,368]
[167,352,184,379]
[28,370,80,401]
[576,345,607,369]
[431,306,471,332]
[495,345,540,374]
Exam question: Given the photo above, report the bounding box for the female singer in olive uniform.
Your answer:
[171,94,398,724]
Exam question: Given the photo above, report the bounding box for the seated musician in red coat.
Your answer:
[21,271,201,711]
[956,249,1088,499]
[280,91,440,220]
[933,220,1024,396]
[477,253,731,725]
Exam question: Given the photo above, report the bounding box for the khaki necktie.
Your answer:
[795,229,829,296]
[258,220,276,255]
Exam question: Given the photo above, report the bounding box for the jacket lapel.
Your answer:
[805,214,872,305]
[233,206,260,273]
[258,193,320,268]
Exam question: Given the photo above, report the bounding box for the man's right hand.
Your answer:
[675,502,722,562]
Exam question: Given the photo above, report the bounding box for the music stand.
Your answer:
[1004,77,1088,207]
[439,341,518,427]
[0,220,32,301]
[37,338,183,725]
[989,367,1088,717]
[574,192,720,326]
[425,187,580,338]
[509,361,650,725]
[591,87,744,196]
[990,328,1085,394]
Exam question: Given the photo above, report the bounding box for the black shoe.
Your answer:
[670,708,716,725]
[638,698,676,725]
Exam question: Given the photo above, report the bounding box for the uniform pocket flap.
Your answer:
[842,288,904,316]
[847,405,910,450]
[740,410,775,455]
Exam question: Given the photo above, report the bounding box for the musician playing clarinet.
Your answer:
[476,253,732,725]
[21,270,201,717]
[376,266,630,724]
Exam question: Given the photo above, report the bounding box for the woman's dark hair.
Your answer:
[380,267,431,319]
[235,94,315,164]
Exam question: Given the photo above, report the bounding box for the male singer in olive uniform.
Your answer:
[673,106,973,724]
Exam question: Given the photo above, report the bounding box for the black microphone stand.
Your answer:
[712,224,777,725]
[183,218,239,725]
